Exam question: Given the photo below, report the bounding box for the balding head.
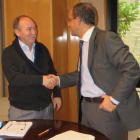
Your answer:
[13,15,37,49]
[13,15,36,37]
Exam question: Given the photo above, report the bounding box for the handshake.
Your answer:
[42,74,59,89]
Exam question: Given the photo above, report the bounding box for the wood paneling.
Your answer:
[53,0,79,122]
[52,0,69,121]
[0,0,5,97]
[67,0,80,122]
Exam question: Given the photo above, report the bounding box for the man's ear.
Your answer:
[14,29,20,37]
[76,17,82,26]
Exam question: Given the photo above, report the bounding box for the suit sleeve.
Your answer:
[59,70,77,88]
[104,32,140,103]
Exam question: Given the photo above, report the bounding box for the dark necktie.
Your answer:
[78,40,84,123]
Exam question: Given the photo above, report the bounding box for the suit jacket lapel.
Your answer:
[88,27,99,70]
[13,38,43,75]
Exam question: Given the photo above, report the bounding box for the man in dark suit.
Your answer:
[2,15,61,120]
[49,3,140,140]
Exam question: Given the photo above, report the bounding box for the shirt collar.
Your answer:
[18,39,35,52]
[81,26,95,42]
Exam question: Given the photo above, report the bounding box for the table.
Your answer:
[0,120,109,140]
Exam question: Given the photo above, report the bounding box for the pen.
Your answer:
[38,128,51,136]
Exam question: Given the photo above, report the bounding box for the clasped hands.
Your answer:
[42,74,59,89]
[43,74,61,111]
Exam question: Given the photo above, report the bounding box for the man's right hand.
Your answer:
[49,74,59,86]
[43,75,55,89]
[42,75,59,89]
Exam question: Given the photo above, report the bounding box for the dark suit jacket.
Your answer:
[59,27,140,131]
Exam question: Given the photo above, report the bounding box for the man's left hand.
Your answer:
[99,95,117,112]
[53,97,62,111]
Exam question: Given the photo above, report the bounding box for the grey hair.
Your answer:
[13,15,35,37]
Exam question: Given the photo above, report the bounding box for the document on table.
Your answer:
[48,130,95,140]
[0,121,33,137]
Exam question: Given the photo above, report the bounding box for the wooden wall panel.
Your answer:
[67,0,80,122]
[52,0,69,121]
[0,0,4,97]
[53,0,79,122]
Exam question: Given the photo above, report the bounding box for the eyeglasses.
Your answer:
[6,121,26,131]
[67,17,74,23]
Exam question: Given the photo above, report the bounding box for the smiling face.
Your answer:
[15,17,37,48]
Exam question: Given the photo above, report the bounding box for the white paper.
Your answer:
[48,130,95,140]
[0,121,33,137]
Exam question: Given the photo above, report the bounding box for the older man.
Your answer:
[2,15,61,120]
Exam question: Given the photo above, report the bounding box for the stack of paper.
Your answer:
[0,121,32,137]
[48,130,95,140]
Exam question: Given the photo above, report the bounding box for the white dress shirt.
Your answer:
[19,40,35,62]
[80,26,119,105]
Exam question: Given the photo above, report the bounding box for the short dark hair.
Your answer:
[13,15,35,37]
[72,3,96,25]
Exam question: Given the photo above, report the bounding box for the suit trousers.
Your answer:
[8,103,53,120]
[81,98,127,140]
